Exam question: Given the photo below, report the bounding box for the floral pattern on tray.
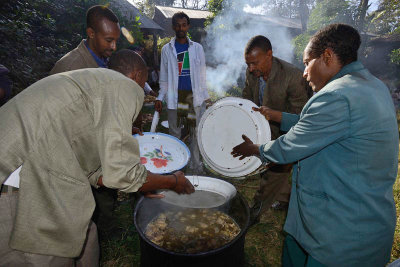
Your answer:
[140,145,173,168]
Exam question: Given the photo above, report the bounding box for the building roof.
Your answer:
[154,5,212,19]
[249,13,301,29]
[110,0,164,31]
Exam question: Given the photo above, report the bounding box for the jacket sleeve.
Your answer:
[198,44,209,99]
[87,166,102,188]
[93,81,147,193]
[286,71,310,114]
[260,92,350,164]
[157,46,169,102]
[242,69,253,102]
[280,112,300,132]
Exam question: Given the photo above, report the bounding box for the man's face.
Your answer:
[303,42,332,92]
[88,18,120,59]
[245,47,273,80]
[172,17,190,39]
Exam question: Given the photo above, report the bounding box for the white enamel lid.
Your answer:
[197,97,271,178]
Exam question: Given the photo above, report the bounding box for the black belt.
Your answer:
[1,185,19,194]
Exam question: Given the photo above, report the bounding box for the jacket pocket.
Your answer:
[48,169,86,186]
[298,186,328,200]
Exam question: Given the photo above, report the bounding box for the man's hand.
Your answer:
[149,90,158,97]
[132,126,143,136]
[155,100,162,113]
[231,134,260,160]
[205,98,213,108]
[252,106,282,123]
[171,171,195,194]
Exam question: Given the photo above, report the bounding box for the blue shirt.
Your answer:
[84,41,108,68]
[175,41,192,91]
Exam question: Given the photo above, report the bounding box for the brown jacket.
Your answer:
[50,39,98,75]
[0,69,146,257]
[242,57,310,140]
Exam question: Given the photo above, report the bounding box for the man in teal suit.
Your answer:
[232,24,398,266]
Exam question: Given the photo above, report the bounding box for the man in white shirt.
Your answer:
[155,12,209,173]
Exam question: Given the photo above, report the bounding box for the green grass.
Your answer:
[99,109,400,266]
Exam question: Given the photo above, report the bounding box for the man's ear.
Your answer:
[86,27,95,39]
[266,49,273,58]
[130,70,144,83]
[323,48,335,65]
[126,70,137,82]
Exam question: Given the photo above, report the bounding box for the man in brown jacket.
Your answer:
[242,35,310,222]
[50,5,120,74]
[0,50,194,266]
[50,5,122,239]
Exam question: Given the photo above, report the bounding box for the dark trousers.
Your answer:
[91,186,117,234]
[253,164,292,211]
[282,235,324,267]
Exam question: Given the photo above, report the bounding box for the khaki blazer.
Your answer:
[242,57,310,140]
[50,39,98,75]
[0,68,146,257]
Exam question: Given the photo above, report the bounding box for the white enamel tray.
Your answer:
[197,97,271,178]
[134,132,190,174]
[159,176,237,208]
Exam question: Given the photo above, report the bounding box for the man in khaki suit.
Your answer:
[242,35,310,223]
[50,5,122,239]
[0,50,194,266]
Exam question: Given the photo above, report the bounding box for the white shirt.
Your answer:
[157,37,209,108]
[143,82,153,95]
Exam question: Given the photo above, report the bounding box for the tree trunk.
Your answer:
[357,0,369,33]
[299,0,309,32]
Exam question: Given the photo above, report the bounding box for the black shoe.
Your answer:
[271,201,288,211]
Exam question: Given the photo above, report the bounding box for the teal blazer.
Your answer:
[259,61,398,266]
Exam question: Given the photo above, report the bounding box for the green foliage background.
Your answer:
[0,0,142,95]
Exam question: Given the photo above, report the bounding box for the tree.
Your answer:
[354,0,369,33]
[0,0,141,94]
[368,0,400,34]
[137,0,175,18]
[307,0,355,31]
[299,0,310,31]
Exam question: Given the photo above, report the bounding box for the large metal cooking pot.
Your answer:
[134,191,250,267]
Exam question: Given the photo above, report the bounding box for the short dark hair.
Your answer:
[245,35,272,55]
[308,23,361,66]
[172,12,190,26]
[86,5,119,31]
[108,49,147,76]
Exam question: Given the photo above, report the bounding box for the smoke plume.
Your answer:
[205,1,296,95]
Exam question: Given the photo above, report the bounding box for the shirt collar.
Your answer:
[327,61,365,84]
[169,36,193,48]
[84,40,108,68]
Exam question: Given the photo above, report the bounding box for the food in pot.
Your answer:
[144,95,157,103]
[145,208,240,253]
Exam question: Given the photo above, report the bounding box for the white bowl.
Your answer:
[159,176,236,208]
